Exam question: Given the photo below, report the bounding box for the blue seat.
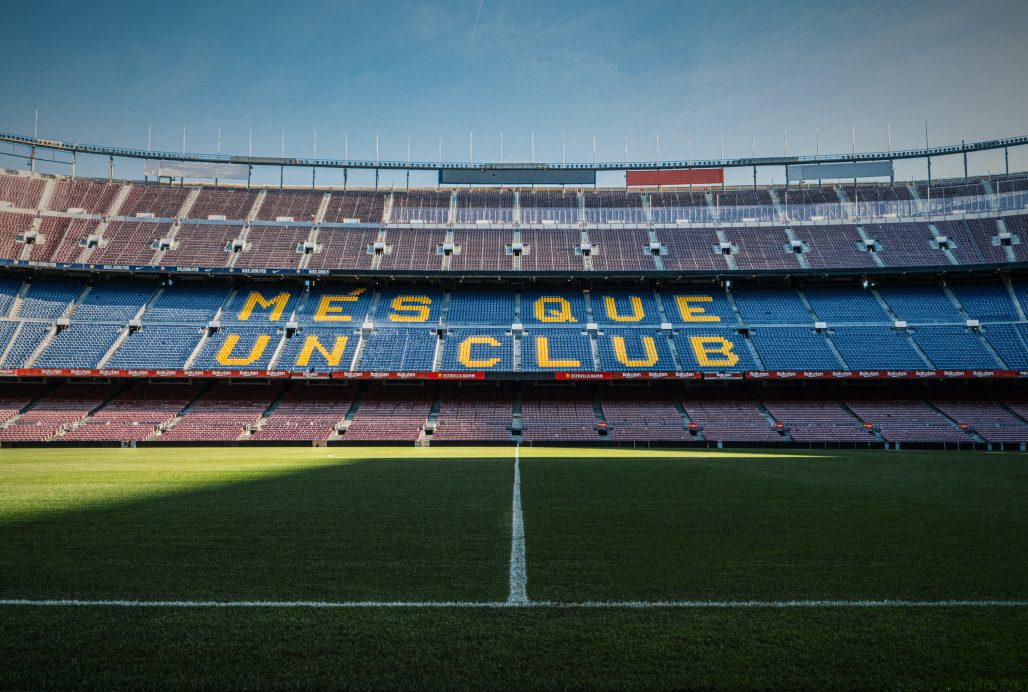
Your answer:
[750,327,840,369]
[731,288,811,325]
[440,328,514,370]
[357,328,438,370]
[597,328,676,370]
[107,325,203,369]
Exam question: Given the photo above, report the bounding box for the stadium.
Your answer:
[2,142,1028,447]
[2,1,1027,688]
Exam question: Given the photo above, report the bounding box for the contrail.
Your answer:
[464,0,485,73]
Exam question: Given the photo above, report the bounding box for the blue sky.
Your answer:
[1,0,1026,186]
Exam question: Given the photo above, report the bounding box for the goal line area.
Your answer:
[1,598,1026,609]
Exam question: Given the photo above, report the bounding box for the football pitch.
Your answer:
[0,446,1025,689]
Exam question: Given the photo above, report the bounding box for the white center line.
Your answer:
[508,444,528,606]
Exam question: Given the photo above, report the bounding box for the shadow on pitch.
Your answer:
[0,455,513,602]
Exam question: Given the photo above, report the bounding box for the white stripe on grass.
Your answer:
[1,599,1026,609]
[508,444,528,606]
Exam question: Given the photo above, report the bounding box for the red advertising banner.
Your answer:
[744,370,1019,380]
[626,168,724,187]
[608,372,702,380]
[554,372,613,381]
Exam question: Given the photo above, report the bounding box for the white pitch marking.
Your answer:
[508,444,528,606]
[1,599,1026,609]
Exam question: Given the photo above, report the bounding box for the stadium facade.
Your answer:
[2,132,1028,448]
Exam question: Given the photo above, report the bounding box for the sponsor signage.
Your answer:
[743,369,1019,380]
[626,168,725,186]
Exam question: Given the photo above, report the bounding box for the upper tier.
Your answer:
[2,171,1027,275]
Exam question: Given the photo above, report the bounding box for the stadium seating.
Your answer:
[120,185,189,218]
[447,288,515,325]
[0,383,120,442]
[791,225,877,269]
[0,175,45,209]
[950,281,1019,321]
[342,385,433,441]
[598,386,691,442]
[157,383,281,442]
[60,382,205,442]
[519,228,585,271]
[34,324,122,368]
[844,399,970,443]
[521,331,594,371]
[160,223,239,267]
[762,399,876,443]
[589,228,654,271]
[829,327,928,369]
[322,191,385,224]
[659,227,727,271]
[2,170,1028,276]
[18,278,81,319]
[521,386,599,441]
[432,386,512,442]
[596,328,675,371]
[679,394,782,442]
[448,228,513,271]
[378,228,447,271]
[749,327,841,369]
[192,327,283,370]
[87,221,168,265]
[47,179,121,214]
[256,190,322,222]
[106,324,203,369]
[0,322,51,367]
[931,400,1028,443]
[249,385,353,441]
[143,282,231,323]
[189,188,259,220]
[234,225,308,270]
[358,328,438,370]
[30,217,101,263]
[75,281,155,321]
[722,226,800,270]
[390,191,451,224]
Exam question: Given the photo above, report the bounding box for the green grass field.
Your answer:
[1,446,1026,689]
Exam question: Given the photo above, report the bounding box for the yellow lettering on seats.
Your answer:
[216,334,271,366]
[534,297,577,323]
[604,295,645,322]
[613,336,659,367]
[536,335,581,368]
[313,289,365,322]
[237,292,291,321]
[674,295,720,323]
[389,295,431,322]
[459,336,502,368]
[690,336,739,367]
[296,335,349,367]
